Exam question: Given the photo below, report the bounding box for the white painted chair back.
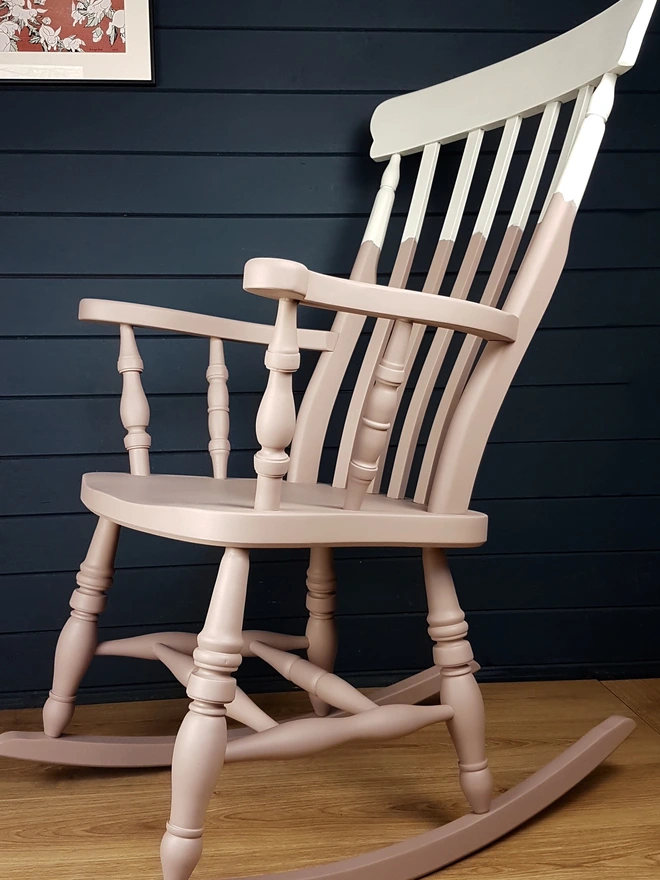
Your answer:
[286,0,655,513]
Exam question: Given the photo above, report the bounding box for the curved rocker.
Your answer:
[0,714,636,877]
[219,715,635,880]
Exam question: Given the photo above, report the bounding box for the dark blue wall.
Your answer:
[1,1,659,708]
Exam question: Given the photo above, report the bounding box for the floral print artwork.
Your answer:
[0,0,126,53]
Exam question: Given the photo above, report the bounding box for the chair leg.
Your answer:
[42,516,120,738]
[161,547,249,880]
[305,546,338,716]
[422,547,493,815]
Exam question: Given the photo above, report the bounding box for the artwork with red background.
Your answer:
[0,0,126,53]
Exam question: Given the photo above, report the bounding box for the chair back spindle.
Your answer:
[411,101,561,504]
[287,155,401,486]
[427,73,619,515]
[384,119,521,500]
[368,129,485,495]
[334,143,438,492]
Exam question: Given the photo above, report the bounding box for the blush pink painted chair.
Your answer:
[0,2,655,878]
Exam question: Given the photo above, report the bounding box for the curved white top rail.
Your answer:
[370,0,655,160]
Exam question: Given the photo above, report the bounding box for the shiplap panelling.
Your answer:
[4,269,660,336]
[0,1,658,707]
[153,1,657,32]
[0,92,657,154]
[2,211,660,275]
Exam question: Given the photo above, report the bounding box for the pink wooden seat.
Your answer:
[81,473,489,548]
[0,2,655,879]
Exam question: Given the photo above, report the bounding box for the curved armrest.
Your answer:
[78,298,336,352]
[243,258,518,343]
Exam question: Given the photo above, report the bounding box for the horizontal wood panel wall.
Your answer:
[0,1,659,708]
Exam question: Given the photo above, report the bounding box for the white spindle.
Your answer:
[117,324,151,476]
[540,86,593,221]
[361,154,401,249]
[207,338,230,479]
[435,129,484,250]
[473,116,521,238]
[556,73,617,208]
[401,142,441,243]
[509,102,560,230]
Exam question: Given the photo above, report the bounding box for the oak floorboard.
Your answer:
[603,679,660,737]
[0,680,658,879]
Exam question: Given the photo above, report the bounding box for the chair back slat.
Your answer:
[333,143,440,490]
[369,131,483,494]
[401,142,442,244]
[510,102,561,229]
[411,102,561,504]
[386,118,521,499]
[430,129,485,267]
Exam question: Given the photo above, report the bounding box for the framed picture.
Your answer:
[0,0,153,82]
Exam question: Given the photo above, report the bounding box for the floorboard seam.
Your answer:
[599,679,660,737]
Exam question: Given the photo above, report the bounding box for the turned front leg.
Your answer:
[43,517,120,737]
[423,548,492,814]
[305,547,338,716]
[161,547,249,880]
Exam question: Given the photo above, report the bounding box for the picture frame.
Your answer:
[0,0,153,82]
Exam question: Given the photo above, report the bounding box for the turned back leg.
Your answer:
[305,546,338,716]
[43,517,120,738]
[423,547,493,814]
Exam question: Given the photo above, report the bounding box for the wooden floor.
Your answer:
[0,680,658,879]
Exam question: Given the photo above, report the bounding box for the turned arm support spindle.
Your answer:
[253,298,301,511]
[117,324,151,476]
[344,319,413,510]
[207,338,230,479]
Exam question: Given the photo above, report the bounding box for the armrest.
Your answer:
[243,258,518,343]
[78,299,336,352]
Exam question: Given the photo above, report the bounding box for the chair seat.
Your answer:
[81,473,488,548]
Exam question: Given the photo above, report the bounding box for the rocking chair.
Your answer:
[0,2,655,878]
